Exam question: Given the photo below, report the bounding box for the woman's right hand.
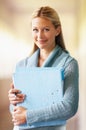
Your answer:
[8,83,25,106]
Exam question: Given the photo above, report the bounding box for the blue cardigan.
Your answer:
[13,45,79,129]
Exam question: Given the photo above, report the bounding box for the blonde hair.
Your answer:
[31,6,66,55]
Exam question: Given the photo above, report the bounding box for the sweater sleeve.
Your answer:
[26,59,79,125]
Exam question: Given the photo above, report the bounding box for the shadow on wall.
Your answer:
[0,78,13,130]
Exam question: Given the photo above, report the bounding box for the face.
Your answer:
[32,17,60,51]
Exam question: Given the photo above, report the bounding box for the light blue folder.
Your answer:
[13,67,64,110]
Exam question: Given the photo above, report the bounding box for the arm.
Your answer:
[8,84,26,125]
[26,59,79,125]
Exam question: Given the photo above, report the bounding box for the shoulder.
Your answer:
[64,54,79,77]
[64,51,78,69]
[16,57,29,68]
[60,49,79,76]
[15,49,39,69]
[61,49,78,69]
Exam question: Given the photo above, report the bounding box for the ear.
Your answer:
[55,26,61,36]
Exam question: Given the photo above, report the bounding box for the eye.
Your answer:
[44,28,50,32]
[32,28,38,32]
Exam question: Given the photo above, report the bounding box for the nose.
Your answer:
[38,30,44,39]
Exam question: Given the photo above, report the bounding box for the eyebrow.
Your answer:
[32,26,50,28]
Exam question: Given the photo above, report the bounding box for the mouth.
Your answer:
[38,39,47,44]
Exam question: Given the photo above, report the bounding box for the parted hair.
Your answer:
[31,6,66,54]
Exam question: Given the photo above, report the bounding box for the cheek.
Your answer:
[47,30,56,38]
[32,33,37,40]
[48,33,56,41]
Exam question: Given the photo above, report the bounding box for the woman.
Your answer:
[8,6,79,130]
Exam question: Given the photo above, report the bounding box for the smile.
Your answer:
[38,40,47,43]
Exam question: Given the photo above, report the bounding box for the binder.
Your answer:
[13,67,64,110]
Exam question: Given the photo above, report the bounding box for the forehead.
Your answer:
[32,17,53,27]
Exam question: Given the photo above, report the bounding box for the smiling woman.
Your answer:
[8,6,79,130]
[31,17,61,66]
[32,18,59,53]
[0,0,85,130]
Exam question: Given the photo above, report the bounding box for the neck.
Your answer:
[40,45,56,60]
[38,45,56,67]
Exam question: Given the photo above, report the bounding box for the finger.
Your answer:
[9,94,25,105]
[12,111,20,121]
[10,101,17,105]
[8,88,21,94]
[16,93,25,99]
[8,89,21,98]
[8,93,16,98]
[9,84,19,96]
[8,93,22,99]
[13,120,21,126]
[9,94,23,105]
[13,106,23,113]
[10,83,14,89]
[12,118,25,126]
[12,118,20,125]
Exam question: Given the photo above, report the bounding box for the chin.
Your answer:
[37,44,46,49]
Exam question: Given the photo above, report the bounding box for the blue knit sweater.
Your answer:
[12,45,79,129]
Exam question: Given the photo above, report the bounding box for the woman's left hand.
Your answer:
[12,106,27,125]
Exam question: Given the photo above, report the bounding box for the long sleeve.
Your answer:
[26,59,79,125]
